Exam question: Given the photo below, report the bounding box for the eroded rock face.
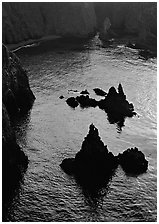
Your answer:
[2,44,35,116]
[2,45,35,216]
[98,84,135,118]
[2,2,97,45]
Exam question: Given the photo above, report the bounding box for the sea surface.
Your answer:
[5,36,157,221]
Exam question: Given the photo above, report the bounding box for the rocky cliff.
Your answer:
[94,2,157,51]
[2,44,35,211]
[2,2,97,45]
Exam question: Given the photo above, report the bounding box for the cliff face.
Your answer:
[2,45,35,212]
[2,2,97,45]
[2,44,35,116]
[94,2,157,50]
[94,2,156,34]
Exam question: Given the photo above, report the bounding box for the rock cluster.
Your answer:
[66,84,136,128]
[61,124,148,183]
[2,44,35,117]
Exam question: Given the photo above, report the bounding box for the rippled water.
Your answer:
[5,37,157,221]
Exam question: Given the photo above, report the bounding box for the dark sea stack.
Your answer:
[118,147,148,175]
[93,88,107,96]
[2,44,35,116]
[98,84,135,118]
[76,95,98,108]
[66,97,79,108]
[60,124,118,183]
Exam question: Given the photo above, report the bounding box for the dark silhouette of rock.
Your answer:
[59,95,64,99]
[93,88,107,96]
[2,44,35,117]
[60,124,118,183]
[2,44,35,221]
[76,95,98,108]
[98,84,136,118]
[60,158,75,175]
[68,89,78,93]
[118,147,148,174]
[2,104,28,220]
[66,97,79,108]
[80,89,89,95]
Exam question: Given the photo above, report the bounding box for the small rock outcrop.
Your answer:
[93,88,107,96]
[118,147,148,174]
[80,89,89,95]
[60,124,118,182]
[98,83,135,118]
[3,2,97,45]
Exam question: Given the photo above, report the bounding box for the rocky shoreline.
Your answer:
[2,44,35,213]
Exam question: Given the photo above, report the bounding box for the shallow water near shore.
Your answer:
[4,37,157,221]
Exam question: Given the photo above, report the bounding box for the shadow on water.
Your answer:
[74,172,114,208]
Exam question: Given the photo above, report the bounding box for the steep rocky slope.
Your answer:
[2,44,35,211]
[2,2,97,45]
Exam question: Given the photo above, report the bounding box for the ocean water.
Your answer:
[5,37,157,221]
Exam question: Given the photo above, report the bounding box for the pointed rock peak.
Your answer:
[118,83,124,94]
[88,123,99,137]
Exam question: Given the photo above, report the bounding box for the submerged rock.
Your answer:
[118,147,148,174]
[3,2,97,45]
[93,88,107,96]
[60,124,118,182]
